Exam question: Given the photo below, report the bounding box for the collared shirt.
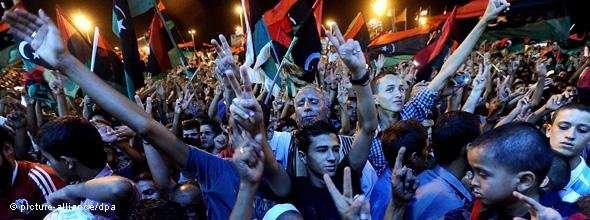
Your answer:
[560,157,590,202]
[368,88,438,176]
[369,165,472,220]
[406,165,473,220]
[369,168,395,220]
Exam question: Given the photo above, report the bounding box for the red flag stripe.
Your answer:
[343,12,365,41]
[312,0,323,36]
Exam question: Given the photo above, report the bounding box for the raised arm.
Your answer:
[227,66,291,197]
[428,0,510,92]
[49,73,68,117]
[462,63,488,113]
[3,9,190,167]
[326,24,378,173]
[229,134,265,220]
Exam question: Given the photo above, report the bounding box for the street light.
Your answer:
[73,13,92,41]
[235,5,244,35]
[371,0,387,17]
[188,29,196,56]
[325,20,335,32]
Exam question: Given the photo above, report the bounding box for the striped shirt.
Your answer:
[369,88,438,176]
[1,161,65,220]
[560,157,590,202]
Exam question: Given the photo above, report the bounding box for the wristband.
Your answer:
[350,70,370,86]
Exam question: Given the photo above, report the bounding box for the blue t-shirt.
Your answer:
[183,147,240,220]
[182,146,279,219]
[406,165,473,220]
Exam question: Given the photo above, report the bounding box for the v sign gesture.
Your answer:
[325,24,367,78]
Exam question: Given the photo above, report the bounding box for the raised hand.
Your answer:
[482,0,510,23]
[214,84,223,96]
[49,72,64,94]
[337,83,349,105]
[516,97,531,115]
[232,134,264,185]
[536,59,548,78]
[325,24,367,77]
[323,167,355,216]
[228,66,265,136]
[391,147,418,205]
[342,195,371,220]
[472,63,488,91]
[94,122,118,143]
[3,9,67,68]
[512,191,561,220]
[134,95,153,116]
[544,94,566,111]
[113,125,136,142]
[497,75,512,102]
[375,54,386,71]
[174,89,194,114]
[212,34,240,84]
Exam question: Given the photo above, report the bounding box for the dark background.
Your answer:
[3,0,586,48]
[9,0,471,48]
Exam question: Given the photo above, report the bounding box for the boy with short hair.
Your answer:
[445,122,579,219]
[547,104,590,202]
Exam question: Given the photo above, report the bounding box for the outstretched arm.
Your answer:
[326,24,378,174]
[428,0,510,92]
[3,9,189,167]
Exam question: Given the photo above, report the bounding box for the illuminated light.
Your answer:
[371,0,387,16]
[420,10,428,16]
[73,13,92,32]
[326,20,335,27]
[188,29,196,35]
[234,5,242,14]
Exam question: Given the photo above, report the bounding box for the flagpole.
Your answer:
[264,0,320,105]
[391,6,395,32]
[90,27,99,72]
[404,8,407,30]
[154,7,187,69]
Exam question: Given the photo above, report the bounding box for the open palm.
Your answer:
[4,9,67,68]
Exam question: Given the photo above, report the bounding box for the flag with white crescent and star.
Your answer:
[17,41,52,68]
[113,0,145,96]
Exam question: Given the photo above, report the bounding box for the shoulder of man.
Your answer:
[18,161,65,196]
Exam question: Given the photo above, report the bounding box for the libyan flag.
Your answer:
[413,7,458,82]
[56,7,125,97]
[112,0,156,37]
[343,12,370,52]
[367,27,430,61]
[147,14,173,76]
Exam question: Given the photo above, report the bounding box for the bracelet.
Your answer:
[350,70,370,86]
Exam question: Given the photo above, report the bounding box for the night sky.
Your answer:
[13,0,470,48]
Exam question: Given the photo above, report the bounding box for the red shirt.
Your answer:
[0,161,65,220]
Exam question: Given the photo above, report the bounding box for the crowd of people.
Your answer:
[1,0,590,219]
